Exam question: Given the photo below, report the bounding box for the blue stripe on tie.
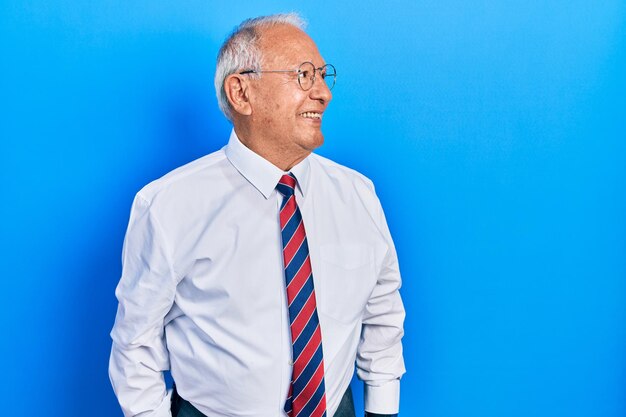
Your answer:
[285,236,310,277]
[282,210,301,242]
[298,374,326,416]
[284,395,293,414]
[288,276,313,317]
[276,182,295,197]
[293,310,319,354]
[294,343,323,387]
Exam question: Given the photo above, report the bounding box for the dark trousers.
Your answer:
[171,384,356,417]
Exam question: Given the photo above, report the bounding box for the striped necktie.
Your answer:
[276,173,327,417]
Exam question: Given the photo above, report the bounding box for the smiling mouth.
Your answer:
[299,111,322,120]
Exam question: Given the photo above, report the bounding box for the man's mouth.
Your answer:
[299,111,322,120]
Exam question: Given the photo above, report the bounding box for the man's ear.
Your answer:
[224,74,253,116]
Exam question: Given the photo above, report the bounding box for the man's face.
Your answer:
[247,25,333,164]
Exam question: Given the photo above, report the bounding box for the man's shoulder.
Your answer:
[310,152,376,193]
[136,148,227,204]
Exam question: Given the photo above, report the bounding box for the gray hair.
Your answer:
[214,13,307,121]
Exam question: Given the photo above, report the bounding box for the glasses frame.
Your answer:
[239,61,336,91]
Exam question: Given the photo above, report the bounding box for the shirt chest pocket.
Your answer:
[315,243,377,324]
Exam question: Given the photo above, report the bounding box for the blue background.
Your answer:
[1,1,625,416]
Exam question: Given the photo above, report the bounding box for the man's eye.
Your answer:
[299,70,311,79]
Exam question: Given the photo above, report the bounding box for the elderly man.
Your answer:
[109,13,405,417]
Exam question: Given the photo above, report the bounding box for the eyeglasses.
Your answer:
[239,61,336,91]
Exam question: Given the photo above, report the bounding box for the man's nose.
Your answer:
[309,77,332,104]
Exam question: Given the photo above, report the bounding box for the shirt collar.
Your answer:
[224,129,311,199]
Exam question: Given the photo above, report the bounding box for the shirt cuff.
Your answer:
[364,379,400,415]
[141,388,173,417]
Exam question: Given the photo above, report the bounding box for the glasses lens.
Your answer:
[298,62,315,90]
[321,64,336,90]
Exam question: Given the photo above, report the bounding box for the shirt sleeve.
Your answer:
[109,194,177,417]
[356,188,406,415]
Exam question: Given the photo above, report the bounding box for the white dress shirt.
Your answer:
[109,130,405,417]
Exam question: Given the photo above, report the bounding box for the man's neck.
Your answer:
[233,126,311,171]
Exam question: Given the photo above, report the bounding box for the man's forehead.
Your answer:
[258,25,325,66]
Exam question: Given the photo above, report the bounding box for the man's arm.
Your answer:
[109,194,177,417]
[356,187,406,416]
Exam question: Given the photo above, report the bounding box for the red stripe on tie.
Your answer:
[290,292,316,342]
[310,393,327,417]
[283,221,306,267]
[293,360,325,412]
[280,196,297,228]
[286,259,312,305]
[293,324,321,381]
[280,175,297,188]
[284,219,304,253]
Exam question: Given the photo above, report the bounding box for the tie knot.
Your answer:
[276,173,297,198]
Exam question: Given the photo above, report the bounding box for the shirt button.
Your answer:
[288,359,293,366]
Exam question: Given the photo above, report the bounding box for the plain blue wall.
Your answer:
[1,1,625,416]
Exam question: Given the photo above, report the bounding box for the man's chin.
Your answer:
[307,133,325,150]
[292,131,325,153]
